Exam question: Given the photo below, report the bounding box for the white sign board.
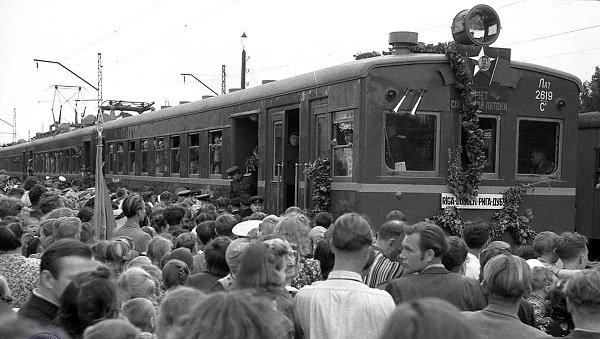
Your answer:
[441,193,504,210]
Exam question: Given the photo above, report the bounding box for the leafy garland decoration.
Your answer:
[412,42,538,244]
[304,158,332,212]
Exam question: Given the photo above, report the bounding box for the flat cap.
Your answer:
[226,166,240,176]
[249,195,264,204]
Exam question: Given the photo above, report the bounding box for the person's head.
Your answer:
[117,266,157,300]
[195,220,217,245]
[530,266,556,293]
[156,286,208,339]
[329,213,373,268]
[215,213,238,237]
[106,239,132,270]
[52,216,82,241]
[313,211,334,228]
[45,206,75,220]
[28,184,47,206]
[204,236,232,277]
[171,290,292,339]
[530,150,546,165]
[442,236,468,274]
[249,196,264,214]
[39,191,64,214]
[121,297,156,333]
[314,239,335,279]
[226,167,243,181]
[375,220,407,259]
[121,194,146,219]
[379,298,479,339]
[258,215,279,236]
[162,259,190,290]
[175,231,198,253]
[6,187,24,199]
[385,210,406,221]
[462,222,490,251]
[263,236,299,282]
[565,270,600,323]
[159,191,173,205]
[79,222,95,244]
[514,244,537,260]
[0,220,22,251]
[77,207,94,223]
[288,132,298,146]
[91,240,111,263]
[161,247,194,270]
[555,232,588,269]
[149,209,168,233]
[55,266,119,337]
[23,176,40,191]
[400,222,448,274]
[83,319,140,339]
[0,196,23,219]
[482,254,531,302]
[147,237,172,266]
[163,205,186,227]
[234,242,286,291]
[478,247,511,281]
[225,237,253,276]
[40,239,96,301]
[486,240,512,252]
[274,213,312,257]
[532,231,559,261]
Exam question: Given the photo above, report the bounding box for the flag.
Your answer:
[94,141,117,240]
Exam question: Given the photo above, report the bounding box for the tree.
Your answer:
[580,66,600,113]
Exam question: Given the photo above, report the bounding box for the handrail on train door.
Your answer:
[276,163,283,215]
[294,163,301,207]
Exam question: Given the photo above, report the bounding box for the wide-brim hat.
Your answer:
[232,220,261,237]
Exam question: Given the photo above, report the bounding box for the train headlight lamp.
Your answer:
[452,4,501,46]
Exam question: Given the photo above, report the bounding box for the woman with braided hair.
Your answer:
[162,259,190,291]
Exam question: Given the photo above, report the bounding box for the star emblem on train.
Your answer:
[458,45,515,86]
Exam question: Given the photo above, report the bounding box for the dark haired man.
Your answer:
[18,239,96,326]
[463,222,490,280]
[186,236,232,293]
[295,213,395,339]
[163,205,187,234]
[381,222,486,311]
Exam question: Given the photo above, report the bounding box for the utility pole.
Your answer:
[241,32,247,89]
[221,65,226,95]
[98,53,103,119]
[12,108,16,143]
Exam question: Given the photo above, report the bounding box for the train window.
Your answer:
[517,119,561,176]
[155,137,164,175]
[129,141,136,174]
[189,133,200,176]
[332,121,353,177]
[141,139,149,174]
[170,136,181,176]
[273,122,283,181]
[209,130,222,175]
[461,116,498,174]
[384,113,438,172]
[117,142,125,174]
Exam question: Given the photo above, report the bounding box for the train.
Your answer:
[1,5,596,246]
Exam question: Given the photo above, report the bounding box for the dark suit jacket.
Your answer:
[564,330,600,339]
[380,266,487,311]
[18,292,59,326]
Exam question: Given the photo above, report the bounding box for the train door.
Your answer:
[231,111,259,198]
[267,108,299,214]
[305,99,330,210]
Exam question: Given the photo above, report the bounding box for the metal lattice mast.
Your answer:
[221,65,226,95]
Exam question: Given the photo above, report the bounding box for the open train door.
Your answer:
[305,99,331,211]
[266,108,299,215]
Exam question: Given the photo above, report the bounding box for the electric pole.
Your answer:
[241,32,247,89]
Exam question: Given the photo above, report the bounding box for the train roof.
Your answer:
[1,51,583,151]
[579,112,600,129]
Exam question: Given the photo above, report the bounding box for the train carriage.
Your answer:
[0,5,588,241]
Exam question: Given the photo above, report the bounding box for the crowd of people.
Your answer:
[0,171,600,339]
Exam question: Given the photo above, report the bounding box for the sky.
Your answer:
[1,0,599,144]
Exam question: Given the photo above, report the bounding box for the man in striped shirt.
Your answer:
[365,220,406,288]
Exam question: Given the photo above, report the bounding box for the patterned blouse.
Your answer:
[0,253,40,308]
[291,257,322,290]
[525,293,552,331]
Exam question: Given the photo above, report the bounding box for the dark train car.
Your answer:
[0,6,583,238]
[577,111,600,239]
